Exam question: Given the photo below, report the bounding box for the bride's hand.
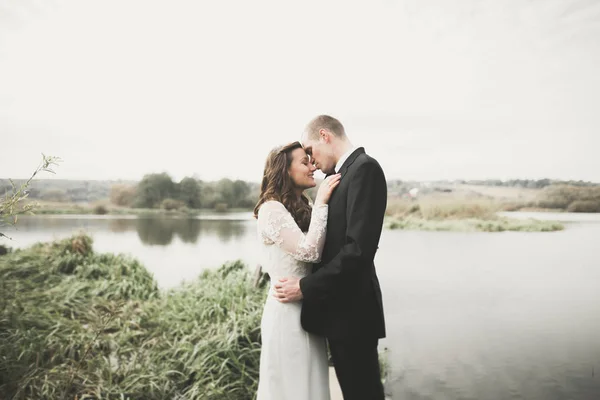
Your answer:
[315,174,341,206]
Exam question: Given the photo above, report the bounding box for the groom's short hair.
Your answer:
[305,115,346,140]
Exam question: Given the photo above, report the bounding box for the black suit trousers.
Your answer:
[329,337,385,400]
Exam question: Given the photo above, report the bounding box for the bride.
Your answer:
[253,141,341,400]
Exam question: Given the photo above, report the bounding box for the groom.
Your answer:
[274,115,387,399]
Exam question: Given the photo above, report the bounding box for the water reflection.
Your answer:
[107,218,131,233]
[13,215,250,246]
[126,218,248,245]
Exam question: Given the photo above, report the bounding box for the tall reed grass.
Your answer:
[386,198,499,220]
[385,198,563,232]
[0,234,265,399]
[537,185,600,212]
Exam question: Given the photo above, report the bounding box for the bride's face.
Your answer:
[288,148,317,190]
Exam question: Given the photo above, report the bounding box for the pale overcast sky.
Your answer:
[1,0,599,182]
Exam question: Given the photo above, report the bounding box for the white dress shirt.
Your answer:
[335,147,358,173]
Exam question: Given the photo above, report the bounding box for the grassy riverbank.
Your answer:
[0,235,265,399]
[382,183,600,232]
[385,198,564,232]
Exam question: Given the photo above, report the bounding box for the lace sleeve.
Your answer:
[257,201,328,263]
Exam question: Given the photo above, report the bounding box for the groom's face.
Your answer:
[302,134,336,175]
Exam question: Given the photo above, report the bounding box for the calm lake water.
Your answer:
[4,212,600,399]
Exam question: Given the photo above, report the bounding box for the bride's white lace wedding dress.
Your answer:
[256,200,330,400]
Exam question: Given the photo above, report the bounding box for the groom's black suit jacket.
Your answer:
[299,148,387,341]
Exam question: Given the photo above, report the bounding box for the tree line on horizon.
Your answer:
[0,174,260,211]
[110,173,259,211]
[2,176,599,212]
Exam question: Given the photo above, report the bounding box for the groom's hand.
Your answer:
[273,277,303,302]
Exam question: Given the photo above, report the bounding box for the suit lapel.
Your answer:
[317,148,365,270]
[338,147,365,177]
[326,147,365,207]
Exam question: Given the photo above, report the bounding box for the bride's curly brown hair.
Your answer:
[253,141,312,232]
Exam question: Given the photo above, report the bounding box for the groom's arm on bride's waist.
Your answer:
[299,161,387,301]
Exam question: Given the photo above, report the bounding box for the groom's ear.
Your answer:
[319,129,331,143]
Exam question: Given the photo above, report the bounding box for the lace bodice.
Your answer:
[257,200,328,279]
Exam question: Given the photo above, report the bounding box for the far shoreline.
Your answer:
[19,201,569,233]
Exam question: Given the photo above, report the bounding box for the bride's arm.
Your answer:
[257,201,328,263]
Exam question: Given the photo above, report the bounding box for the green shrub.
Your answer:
[214,203,229,212]
[537,185,600,211]
[0,235,265,400]
[110,184,137,207]
[93,204,109,215]
[161,198,185,211]
[567,200,600,213]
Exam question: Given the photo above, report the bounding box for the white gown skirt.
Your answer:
[257,291,330,400]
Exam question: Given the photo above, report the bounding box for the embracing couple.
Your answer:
[253,115,387,400]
